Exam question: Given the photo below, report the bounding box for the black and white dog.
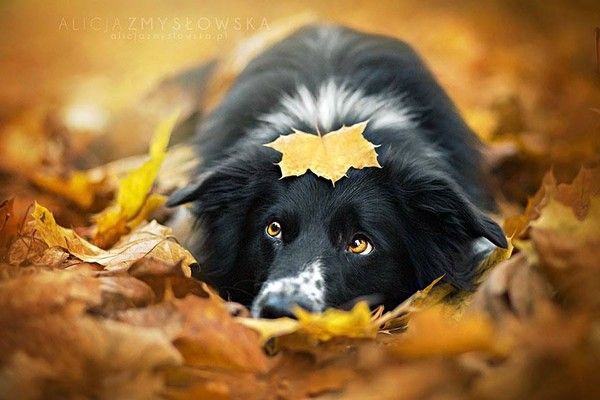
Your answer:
[167,25,508,318]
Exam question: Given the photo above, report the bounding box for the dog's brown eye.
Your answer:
[347,235,373,255]
[266,221,282,238]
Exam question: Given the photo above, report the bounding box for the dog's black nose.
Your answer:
[258,297,312,319]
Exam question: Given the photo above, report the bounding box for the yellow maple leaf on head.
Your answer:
[264,120,381,185]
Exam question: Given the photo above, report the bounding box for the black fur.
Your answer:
[168,25,507,316]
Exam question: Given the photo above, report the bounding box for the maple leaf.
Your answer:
[238,301,379,344]
[93,111,179,247]
[264,121,381,185]
[294,301,377,341]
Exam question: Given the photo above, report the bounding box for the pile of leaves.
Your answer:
[1,109,599,400]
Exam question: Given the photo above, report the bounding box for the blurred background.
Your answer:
[0,0,599,223]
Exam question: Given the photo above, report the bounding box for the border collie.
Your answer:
[167,25,508,318]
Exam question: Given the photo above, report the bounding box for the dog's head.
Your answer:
[168,143,507,318]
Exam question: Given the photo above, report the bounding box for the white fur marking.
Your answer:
[251,259,325,317]
[472,237,495,258]
[247,79,417,144]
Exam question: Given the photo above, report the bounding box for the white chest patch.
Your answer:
[251,259,326,317]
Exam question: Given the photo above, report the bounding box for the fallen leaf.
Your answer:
[93,111,178,247]
[264,121,381,185]
[374,276,446,332]
[173,295,269,372]
[471,253,554,322]
[9,203,196,275]
[31,169,111,210]
[121,295,269,373]
[294,301,377,341]
[0,199,16,257]
[0,269,181,399]
[529,197,600,311]
[531,198,600,241]
[236,317,300,345]
[128,257,208,300]
[389,305,508,358]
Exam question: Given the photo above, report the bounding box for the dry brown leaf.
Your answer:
[0,199,15,258]
[264,121,381,185]
[172,295,269,373]
[0,270,181,399]
[471,253,554,322]
[529,198,600,311]
[129,257,208,300]
[9,203,196,275]
[374,276,447,331]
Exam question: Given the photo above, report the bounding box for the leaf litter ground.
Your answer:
[1,5,600,399]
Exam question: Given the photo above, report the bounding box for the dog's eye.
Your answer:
[266,221,282,239]
[347,235,373,255]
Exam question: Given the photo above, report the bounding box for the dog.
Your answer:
[167,24,508,318]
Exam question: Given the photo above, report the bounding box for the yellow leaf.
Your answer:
[31,170,109,210]
[126,193,167,229]
[531,197,600,240]
[236,317,300,345]
[294,301,377,341]
[93,111,179,246]
[264,121,381,185]
[30,202,102,257]
[18,203,195,275]
[116,112,177,217]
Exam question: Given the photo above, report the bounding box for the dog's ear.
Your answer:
[166,149,279,289]
[400,173,507,248]
[166,170,217,207]
[167,146,278,210]
[394,170,507,289]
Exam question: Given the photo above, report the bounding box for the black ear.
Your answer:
[165,150,280,293]
[403,174,507,248]
[166,170,216,207]
[396,171,507,289]
[167,145,280,209]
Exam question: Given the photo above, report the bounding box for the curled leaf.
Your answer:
[10,203,195,276]
[93,111,179,247]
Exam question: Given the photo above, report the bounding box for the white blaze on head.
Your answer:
[251,259,326,317]
[245,79,417,146]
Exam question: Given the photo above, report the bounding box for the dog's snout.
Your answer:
[257,295,313,319]
[252,259,326,318]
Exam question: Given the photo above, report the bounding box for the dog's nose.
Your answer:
[257,296,313,319]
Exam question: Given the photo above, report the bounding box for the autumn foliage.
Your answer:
[1,1,600,399]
